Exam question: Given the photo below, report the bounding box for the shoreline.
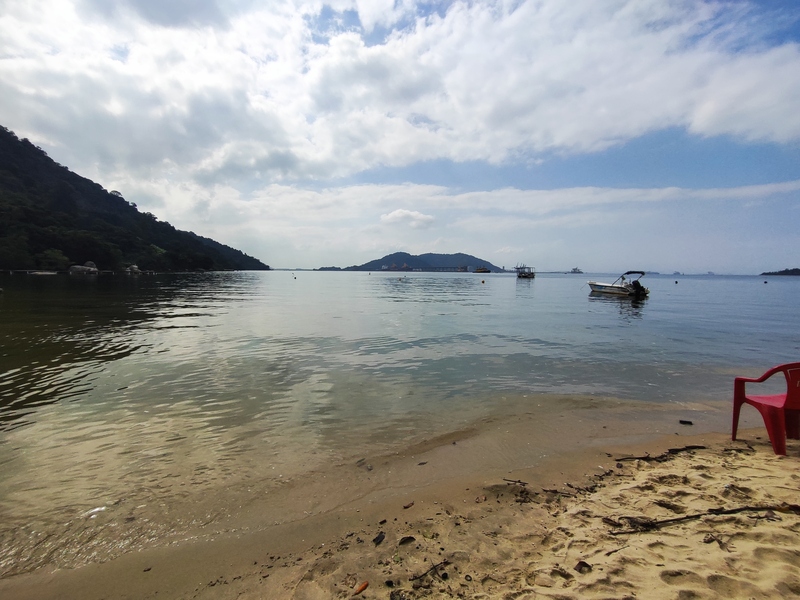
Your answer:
[0,393,736,577]
[2,394,797,598]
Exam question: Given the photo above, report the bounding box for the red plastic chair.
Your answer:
[732,362,800,455]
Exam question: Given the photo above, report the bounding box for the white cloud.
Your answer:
[1,0,799,272]
[380,208,436,228]
[117,177,799,271]
[688,44,800,142]
[3,0,800,185]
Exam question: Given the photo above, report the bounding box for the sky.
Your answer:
[1,0,800,273]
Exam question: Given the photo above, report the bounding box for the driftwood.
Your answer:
[410,559,450,581]
[542,488,576,497]
[607,503,800,535]
[614,445,707,463]
[604,544,628,556]
[503,478,529,486]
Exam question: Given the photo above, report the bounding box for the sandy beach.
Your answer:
[1,400,798,600]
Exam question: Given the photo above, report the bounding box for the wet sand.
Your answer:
[1,398,798,599]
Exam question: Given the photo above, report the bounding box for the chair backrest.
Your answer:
[783,364,800,409]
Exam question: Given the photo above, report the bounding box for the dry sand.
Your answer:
[1,414,799,599]
[206,435,800,599]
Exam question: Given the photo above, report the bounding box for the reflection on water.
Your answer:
[378,274,492,305]
[0,272,257,430]
[1,271,799,576]
[588,292,647,320]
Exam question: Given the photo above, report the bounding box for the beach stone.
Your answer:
[574,560,592,574]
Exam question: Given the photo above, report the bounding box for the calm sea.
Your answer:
[0,270,798,574]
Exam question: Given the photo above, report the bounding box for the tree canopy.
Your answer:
[0,125,269,272]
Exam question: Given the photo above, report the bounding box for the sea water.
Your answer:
[0,270,798,574]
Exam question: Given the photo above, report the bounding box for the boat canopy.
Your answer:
[622,271,646,276]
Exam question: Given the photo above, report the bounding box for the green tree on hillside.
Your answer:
[0,125,269,271]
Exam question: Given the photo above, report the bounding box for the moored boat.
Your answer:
[515,264,535,279]
[588,271,649,298]
[69,262,99,275]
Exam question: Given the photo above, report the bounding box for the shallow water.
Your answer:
[0,270,797,575]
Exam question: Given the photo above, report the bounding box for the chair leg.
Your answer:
[732,398,750,441]
[786,409,800,440]
[760,406,787,455]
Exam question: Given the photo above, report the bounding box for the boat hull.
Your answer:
[589,283,630,295]
[588,282,644,296]
[588,271,649,298]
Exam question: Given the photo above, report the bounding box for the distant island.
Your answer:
[320,252,503,272]
[0,125,269,272]
[761,268,800,276]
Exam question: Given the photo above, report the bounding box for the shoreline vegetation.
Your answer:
[0,125,269,272]
[1,398,798,599]
[319,251,503,273]
[760,268,800,276]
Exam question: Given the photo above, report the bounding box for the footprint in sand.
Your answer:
[720,483,753,499]
[776,578,800,597]
[753,546,800,567]
[651,474,690,486]
[654,499,687,513]
[660,569,704,586]
[706,573,761,596]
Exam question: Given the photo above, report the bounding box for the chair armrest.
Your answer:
[736,364,789,385]
[734,372,777,398]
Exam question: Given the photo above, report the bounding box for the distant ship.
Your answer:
[515,264,535,279]
[570,267,583,274]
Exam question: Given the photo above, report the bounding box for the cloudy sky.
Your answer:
[2,0,799,273]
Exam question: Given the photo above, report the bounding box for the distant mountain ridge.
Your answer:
[329,252,503,272]
[761,268,800,276]
[0,125,269,272]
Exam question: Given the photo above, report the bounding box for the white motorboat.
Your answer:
[588,271,649,298]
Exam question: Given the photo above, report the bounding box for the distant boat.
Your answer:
[570,267,583,274]
[69,262,99,275]
[588,271,649,298]
[474,266,491,273]
[515,264,535,279]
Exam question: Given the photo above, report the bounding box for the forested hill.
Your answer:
[761,268,800,275]
[341,251,502,272]
[0,125,269,271]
